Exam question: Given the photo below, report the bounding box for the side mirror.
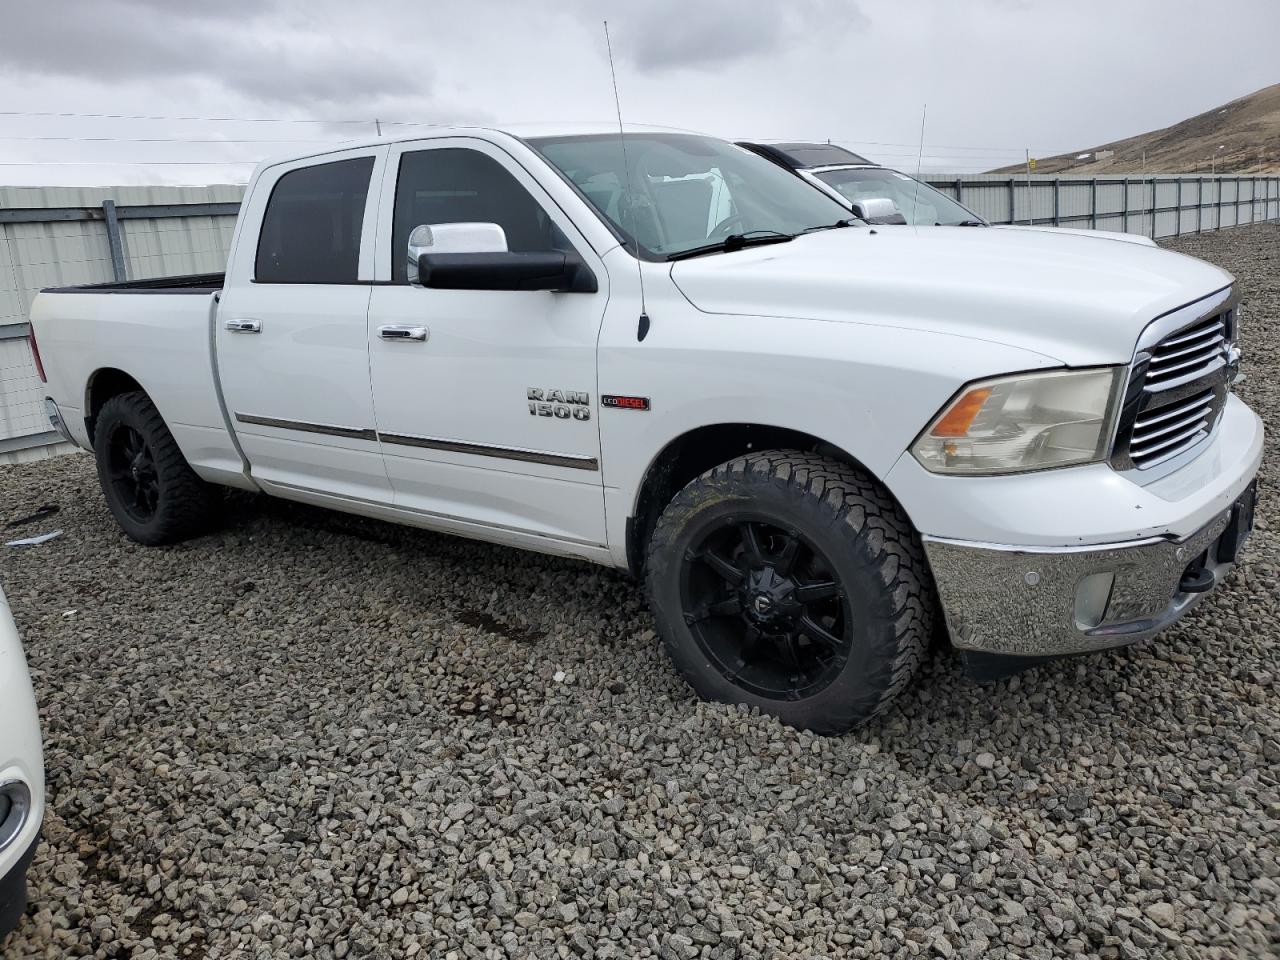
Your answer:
[418,251,598,293]
[408,222,596,293]
[852,198,908,225]
[408,223,508,287]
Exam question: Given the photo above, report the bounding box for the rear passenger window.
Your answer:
[255,157,374,283]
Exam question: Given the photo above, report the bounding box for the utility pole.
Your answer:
[375,118,383,137]
[1025,149,1033,224]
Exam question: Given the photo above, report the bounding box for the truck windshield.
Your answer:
[528,133,853,260]
[812,167,982,226]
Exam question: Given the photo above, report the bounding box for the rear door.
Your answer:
[366,138,609,546]
[217,148,391,501]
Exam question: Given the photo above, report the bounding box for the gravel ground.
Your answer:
[2,224,1278,960]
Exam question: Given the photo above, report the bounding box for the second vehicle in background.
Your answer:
[736,140,986,226]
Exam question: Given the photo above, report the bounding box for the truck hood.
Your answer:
[991,223,1158,247]
[668,226,1231,366]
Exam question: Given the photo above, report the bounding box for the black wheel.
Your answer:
[646,450,934,734]
[93,391,218,545]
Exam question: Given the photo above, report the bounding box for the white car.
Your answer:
[28,125,1262,733]
[0,587,42,938]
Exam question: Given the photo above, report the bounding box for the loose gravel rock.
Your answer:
[3,224,1279,959]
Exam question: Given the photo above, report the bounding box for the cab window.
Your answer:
[392,148,569,283]
[255,157,374,283]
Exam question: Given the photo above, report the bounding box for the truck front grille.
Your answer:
[1128,387,1217,467]
[1144,313,1228,388]
[1113,299,1235,473]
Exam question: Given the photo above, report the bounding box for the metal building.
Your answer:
[0,184,243,463]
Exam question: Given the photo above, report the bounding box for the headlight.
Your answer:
[911,368,1124,475]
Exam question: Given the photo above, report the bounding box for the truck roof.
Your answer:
[254,122,712,170]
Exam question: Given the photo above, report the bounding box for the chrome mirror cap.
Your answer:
[408,223,509,287]
[851,197,908,225]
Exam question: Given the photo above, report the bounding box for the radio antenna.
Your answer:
[603,20,650,340]
[910,103,927,225]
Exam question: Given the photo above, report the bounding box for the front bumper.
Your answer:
[905,394,1263,658]
[924,489,1253,656]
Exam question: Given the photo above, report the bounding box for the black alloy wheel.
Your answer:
[646,450,934,734]
[680,516,850,701]
[104,423,161,523]
[93,390,218,545]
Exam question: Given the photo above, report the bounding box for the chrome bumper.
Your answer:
[44,398,76,445]
[923,490,1254,657]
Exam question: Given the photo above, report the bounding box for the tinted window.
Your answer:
[255,157,373,283]
[392,148,566,283]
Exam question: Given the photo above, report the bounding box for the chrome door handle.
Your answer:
[379,324,429,342]
[225,318,262,333]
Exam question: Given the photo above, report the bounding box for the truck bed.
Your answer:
[42,273,225,295]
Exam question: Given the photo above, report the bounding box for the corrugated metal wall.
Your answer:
[0,184,244,463]
[922,173,1280,238]
[1,173,1277,464]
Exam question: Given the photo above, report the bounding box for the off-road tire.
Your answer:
[646,450,934,734]
[93,390,218,545]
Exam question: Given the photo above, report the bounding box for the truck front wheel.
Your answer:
[93,390,218,545]
[646,450,934,735]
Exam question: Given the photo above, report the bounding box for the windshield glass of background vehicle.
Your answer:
[813,168,980,226]
[529,134,852,259]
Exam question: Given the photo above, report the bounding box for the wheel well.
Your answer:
[85,368,144,443]
[625,423,876,577]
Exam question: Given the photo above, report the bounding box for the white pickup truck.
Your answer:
[29,125,1262,733]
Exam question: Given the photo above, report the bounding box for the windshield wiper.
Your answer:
[955,220,986,227]
[667,230,795,261]
[800,218,859,234]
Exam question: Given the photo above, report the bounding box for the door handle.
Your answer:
[225,318,262,334]
[379,324,429,342]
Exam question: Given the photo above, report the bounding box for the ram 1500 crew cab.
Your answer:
[29,125,1262,733]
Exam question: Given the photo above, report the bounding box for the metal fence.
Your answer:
[0,184,243,462]
[923,173,1280,238]
[1,173,1278,462]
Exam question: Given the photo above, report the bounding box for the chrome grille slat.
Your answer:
[1153,334,1223,365]
[1117,305,1233,471]
[1130,422,1208,460]
[1144,316,1226,386]
[1131,405,1214,445]
[1146,352,1221,382]
[1131,389,1214,429]
[1157,317,1224,349]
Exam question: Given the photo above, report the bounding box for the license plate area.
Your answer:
[1216,481,1257,565]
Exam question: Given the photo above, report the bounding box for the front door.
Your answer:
[217,149,391,503]
[367,140,608,547]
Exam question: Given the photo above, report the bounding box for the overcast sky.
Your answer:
[1,0,1277,185]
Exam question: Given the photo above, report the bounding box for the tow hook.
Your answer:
[1178,558,1216,594]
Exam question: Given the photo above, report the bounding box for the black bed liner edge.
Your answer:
[41,273,225,295]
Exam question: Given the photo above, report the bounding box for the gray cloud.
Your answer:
[0,0,1277,188]
[0,0,446,119]
[596,0,867,73]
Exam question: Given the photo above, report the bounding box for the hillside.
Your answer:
[990,82,1280,175]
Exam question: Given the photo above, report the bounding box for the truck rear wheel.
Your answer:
[646,450,934,735]
[93,391,218,545]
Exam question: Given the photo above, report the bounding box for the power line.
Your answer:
[0,135,334,144]
[0,109,376,125]
[0,109,438,127]
[0,160,258,166]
